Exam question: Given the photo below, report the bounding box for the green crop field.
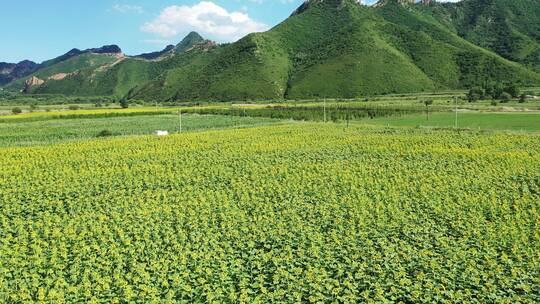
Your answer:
[0,114,278,147]
[363,112,540,132]
[3,0,540,300]
[1,123,539,303]
[182,103,540,132]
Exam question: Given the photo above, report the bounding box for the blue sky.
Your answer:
[0,0,307,63]
[1,0,455,63]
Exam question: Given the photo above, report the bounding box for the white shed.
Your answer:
[155,130,169,136]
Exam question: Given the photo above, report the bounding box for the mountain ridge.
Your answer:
[0,60,40,86]
[3,0,540,100]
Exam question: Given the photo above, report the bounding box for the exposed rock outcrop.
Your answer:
[48,73,69,80]
[24,76,44,92]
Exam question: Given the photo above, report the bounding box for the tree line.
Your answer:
[467,82,532,103]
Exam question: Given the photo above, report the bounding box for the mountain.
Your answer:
[131,0,540,101]
[2,45,124,91]
[10,33,216,96]
[417,0,540,71]
[40,45,122,68]
[134,45,175,60]
[0,60,39,86]
[373,0,415,7]
[3,0,540,101]
[174,32,207,53]
[133,32,207,60]
[7,50,125,93]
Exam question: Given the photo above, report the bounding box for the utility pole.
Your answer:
[323,98,327,123]
[179,109,182,133]
[454,96,458,129]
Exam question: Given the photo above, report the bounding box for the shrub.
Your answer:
[504,83,520,98]
[97,129,114,137]
[467,87,483,102]
[120,99,129,109]
[68,105,80,110]
[500,92,512,103]
[11,107,22,115]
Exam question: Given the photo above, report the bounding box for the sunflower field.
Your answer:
[0,123,539,303]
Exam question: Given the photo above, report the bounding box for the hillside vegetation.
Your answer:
[3,0,540,101]
[419,0,540,71]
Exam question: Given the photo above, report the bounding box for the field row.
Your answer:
[0,114,279,147]
[1,124,539,302]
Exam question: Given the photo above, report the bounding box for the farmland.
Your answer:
[3,0,540,301]
[0,114,278,147]
[365,112,540,132]
[1,122,539,302]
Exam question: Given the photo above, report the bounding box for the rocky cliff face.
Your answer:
[24,76,44,92]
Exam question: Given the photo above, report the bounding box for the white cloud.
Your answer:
[113,4,143,14]
[141,1,269,42]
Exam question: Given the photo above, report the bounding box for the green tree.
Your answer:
[467,87,483,102]
[500,92,512,103]
[483,83,495,99]
[11,107,22,115]
[423,99,434,120]
[493,83,505,99]
[120,99,129,109]
[504,83,520,98]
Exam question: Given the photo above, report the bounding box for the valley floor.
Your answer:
[0,119,539,302]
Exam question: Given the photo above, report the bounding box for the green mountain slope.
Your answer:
[6,53,122,93]
[418,0,540,71]
[6,0,540,101]
[132,0,540,101]
[376,0,540,85]
[15,32,215,98]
